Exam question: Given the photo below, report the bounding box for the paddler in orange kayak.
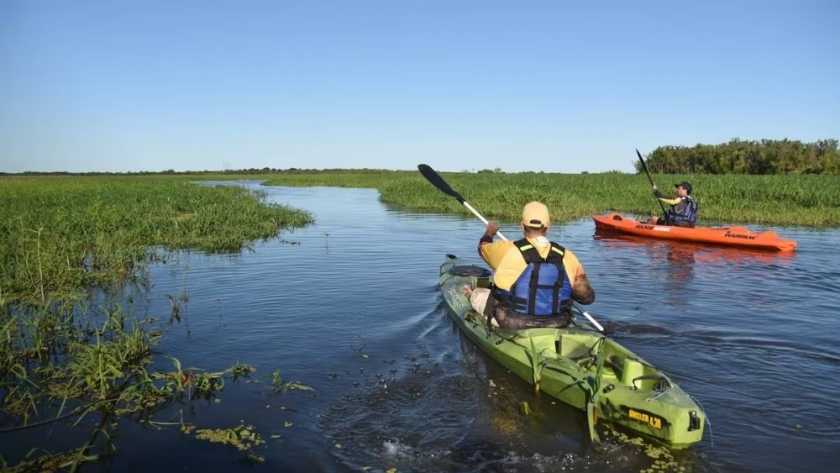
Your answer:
[646,181,699,228]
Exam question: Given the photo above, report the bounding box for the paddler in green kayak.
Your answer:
[463,201,596,329]
[646,181,699,227]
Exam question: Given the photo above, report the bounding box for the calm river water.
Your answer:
[9,181,839,473]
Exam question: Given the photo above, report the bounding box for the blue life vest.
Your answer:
[666,196,699,224]
[493,238,573,316]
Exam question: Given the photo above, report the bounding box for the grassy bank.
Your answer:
[261,171,840,227]
[1,177,313,471]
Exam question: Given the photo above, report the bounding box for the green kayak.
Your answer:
[438,253,706,449]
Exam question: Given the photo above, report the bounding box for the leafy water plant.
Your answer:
[0,176,315,471]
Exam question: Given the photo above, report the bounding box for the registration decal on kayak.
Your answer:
[447,287,467,310]
[724,231,757,240]
[628,408,663,430]
[635,224,671,232]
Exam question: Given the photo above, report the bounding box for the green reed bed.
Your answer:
[2,176,313,301]
[262,171,840,227]
[1,176,313,471]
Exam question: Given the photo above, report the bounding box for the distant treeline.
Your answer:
[637,138,840,175]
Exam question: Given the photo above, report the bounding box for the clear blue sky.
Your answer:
[1,0,838,173]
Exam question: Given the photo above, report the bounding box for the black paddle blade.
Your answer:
[636,149,669,223]
[417,164,465,203]
[636,149,655,184]
[636,149,650,174]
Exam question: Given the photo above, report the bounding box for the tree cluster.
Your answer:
[636,138,840,175]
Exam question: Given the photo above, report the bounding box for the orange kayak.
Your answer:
[592,212,798,252]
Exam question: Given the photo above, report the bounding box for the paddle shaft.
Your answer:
[418,165,604,332]
[636,149,670,224]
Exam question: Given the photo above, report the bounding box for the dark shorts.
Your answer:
[654,217,694,228]
[493,306,573,329]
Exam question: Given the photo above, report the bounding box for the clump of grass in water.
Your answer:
[262,171,840,227]
[0,176,315,471]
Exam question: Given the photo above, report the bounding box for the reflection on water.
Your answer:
[592,229,801,311]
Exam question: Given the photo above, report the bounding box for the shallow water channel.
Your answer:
[12,181,840,473]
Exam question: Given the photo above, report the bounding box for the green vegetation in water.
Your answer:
[0,177,314,471]
[601,425,696,473]
[1,176,313,301]
[261,170,840,227]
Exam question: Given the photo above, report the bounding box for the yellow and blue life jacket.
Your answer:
[493,238,573,316]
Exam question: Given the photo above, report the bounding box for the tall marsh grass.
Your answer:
[1,177,313,470]
[1,177,313,301]
[262,171,840,227]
